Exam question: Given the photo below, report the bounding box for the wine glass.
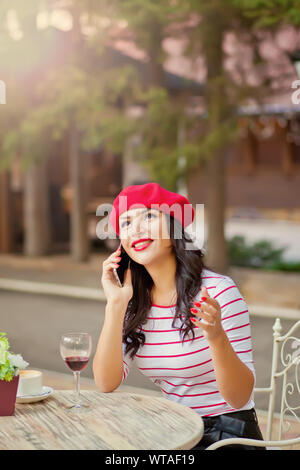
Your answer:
[60,332,92,412]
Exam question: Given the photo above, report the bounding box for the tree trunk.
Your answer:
[205,146,228,273]
[201,10,229,274]
[23,158,51,256]
[0,171,13,253]
[69,122,89,262]
[147,21,165,88]
[177,120,188,198]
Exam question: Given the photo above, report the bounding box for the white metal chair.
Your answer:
[206,318,300,450]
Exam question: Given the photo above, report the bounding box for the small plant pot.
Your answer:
[0,375,20,416]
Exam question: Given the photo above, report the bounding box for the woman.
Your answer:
[92,182,265,450]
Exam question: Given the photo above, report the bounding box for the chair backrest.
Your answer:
[263,318,300,441]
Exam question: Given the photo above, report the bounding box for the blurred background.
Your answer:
[0,1,300,420]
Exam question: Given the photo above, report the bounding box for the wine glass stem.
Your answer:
[74,371,81,406]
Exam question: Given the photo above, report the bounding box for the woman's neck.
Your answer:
[151,287,177,306]
[146,253,177,306]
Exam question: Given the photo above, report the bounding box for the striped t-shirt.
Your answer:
[121,268,256,417]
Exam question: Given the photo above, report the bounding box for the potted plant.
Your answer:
[0,332,29,416]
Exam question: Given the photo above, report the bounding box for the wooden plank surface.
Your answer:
[0,390,204,450]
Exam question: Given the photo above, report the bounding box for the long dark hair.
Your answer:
[122,213,213,359]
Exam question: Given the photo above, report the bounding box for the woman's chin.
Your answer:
[133,253,154,264]
[131,250,157,266]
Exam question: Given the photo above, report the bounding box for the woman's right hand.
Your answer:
[101,246,133,310]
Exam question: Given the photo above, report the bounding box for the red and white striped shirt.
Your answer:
[122,268,256,417]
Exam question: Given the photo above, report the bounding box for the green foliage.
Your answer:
[0,332,9,352]
[0,332,29,382]
[0,332,15,382]
[100,0,188,51]
[232,0,300,28]
[227,235,296,270]
[0,0,298,189]
[127,83,240,188]
[0,358,15,382]
[80,65,142,154]
[124,87,184,189]
[265,261,300,272]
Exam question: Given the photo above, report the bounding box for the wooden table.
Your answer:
[0,390,204,450]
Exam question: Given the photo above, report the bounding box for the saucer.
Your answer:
[16,386,54,404]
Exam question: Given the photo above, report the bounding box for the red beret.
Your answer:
[109,182,195,236]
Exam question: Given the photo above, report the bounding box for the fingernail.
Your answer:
[194,301,202,308]
[190,317,197,323]
[115,264,120,267]
[201,296,207,301]
[190,308,198,314]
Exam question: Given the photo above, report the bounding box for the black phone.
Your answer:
[113,243,131,287]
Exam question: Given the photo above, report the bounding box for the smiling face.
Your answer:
[119,207,173,265]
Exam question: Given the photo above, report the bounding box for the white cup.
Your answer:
[17,370,43,396]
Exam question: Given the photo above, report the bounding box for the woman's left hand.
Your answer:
[190,286,225,342]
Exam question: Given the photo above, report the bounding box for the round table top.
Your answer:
[0,389,204,450]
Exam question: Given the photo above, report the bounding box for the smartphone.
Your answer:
[113,242,131,287]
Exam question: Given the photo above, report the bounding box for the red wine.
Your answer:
[65,356,89,372]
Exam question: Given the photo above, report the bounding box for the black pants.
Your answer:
[191,408,266,450]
